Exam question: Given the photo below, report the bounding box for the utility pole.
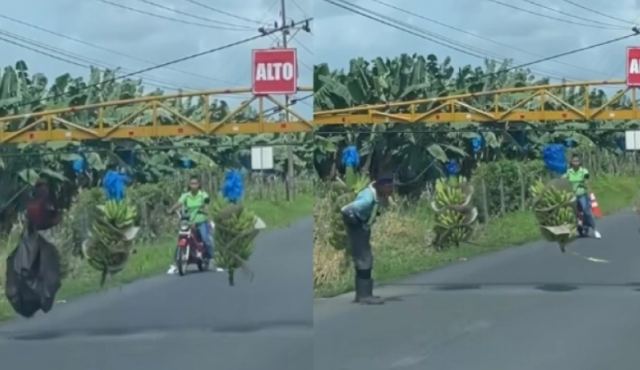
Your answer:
[261,0,309,202]
[281,0,295,202]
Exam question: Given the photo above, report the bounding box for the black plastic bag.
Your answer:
[4,230,61,318]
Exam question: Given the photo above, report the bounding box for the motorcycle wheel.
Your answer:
[177,247,189,276]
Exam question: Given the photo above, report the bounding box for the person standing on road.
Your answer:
[564,154,602,239]
[341,176,394,305]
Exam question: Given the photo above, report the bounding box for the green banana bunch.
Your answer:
[530,179,577,251]
[83,200,139,286]
[431,177,478,250]
[211,198,259,286]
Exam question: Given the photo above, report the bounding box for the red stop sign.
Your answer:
[252,48,297,95]
[627,47,640,87]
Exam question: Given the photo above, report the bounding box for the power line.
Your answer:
[96,0,251,31]
[0,29,201,92]
[560,0,636,26]
[135,0,253,29]
[324,0,485,59]
[486,0,627,30]
[519,0,629,29]
[0,34,188,92]
[10,18,312,109]
[370,0,610,78]
[291,0,309,18]
[184,0,262,25]
[500,32,639,75]
[326,0,581,81]
[0,35,88,69]
[0,13,235,85]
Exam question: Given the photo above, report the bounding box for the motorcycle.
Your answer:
[174,211,210,276]
[576,199,592,238]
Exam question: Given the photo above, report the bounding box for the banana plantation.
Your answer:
[313,53,639,191]
[0,61,316,233]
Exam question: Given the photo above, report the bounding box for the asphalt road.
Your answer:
[0,217,313,370]
[314,211,640,370]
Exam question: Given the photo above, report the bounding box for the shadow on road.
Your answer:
[535,284,579,292]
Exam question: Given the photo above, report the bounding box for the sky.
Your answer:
[314,0,640,83]
[0,0,313,115]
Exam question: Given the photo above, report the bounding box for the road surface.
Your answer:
[314,211,640,370]
[0,217,313,370]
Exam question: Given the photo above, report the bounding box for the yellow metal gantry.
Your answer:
[2,80,640,144]
[0,87,312,144]
[314,80,639,126]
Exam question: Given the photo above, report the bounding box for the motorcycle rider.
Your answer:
[564,154,602,239]
[341,175,394,305]
[168,176,215,265]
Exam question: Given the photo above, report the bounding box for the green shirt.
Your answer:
[178,190,210,224]
[564,167,589,196]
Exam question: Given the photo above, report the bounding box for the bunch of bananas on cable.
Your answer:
[431,176,478,250]
[328,167,370,251]
[529,178,577,251]
[82,200,139,286]
[211,198,259,286]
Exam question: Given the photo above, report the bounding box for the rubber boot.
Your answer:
[354,277,384,305]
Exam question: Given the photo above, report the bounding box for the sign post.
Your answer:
[626,47,640,86]
[252,48,298,95]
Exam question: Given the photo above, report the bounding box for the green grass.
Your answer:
[316,175,640,298]
[251,192,314,229]
[0,195,313,322]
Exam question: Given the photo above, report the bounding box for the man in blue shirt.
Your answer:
[341,176,394,305]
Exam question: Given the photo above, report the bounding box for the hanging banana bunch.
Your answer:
[530,178,577,252]
[211,198,259,286]
[211,169,260,286]
[431,176,478,250]
[82,200,139,286]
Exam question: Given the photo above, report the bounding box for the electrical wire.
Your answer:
[0,35,87,68]
[135,0,253,29]
[0,29,203,92]
[96,0,251,31]
[0,35,184,92]
[291,36,314,55]
[519,0,629,29]
[559,0,636,26]
[9,18,312,109]
[498,32,639,76]
[343,0,582,81]
[184,0,262,25]
[325,0,583,81]
[324,0,485,59]
[326,0,638,81]
[486,0,627,30]
[291,0,310,18]
[0,13,235,85]
[369,0,610,78]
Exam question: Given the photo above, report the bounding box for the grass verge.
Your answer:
[0,195,313,322]
[315,175,640,298]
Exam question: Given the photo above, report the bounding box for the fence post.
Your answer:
[481,178,490,223]
[518,166,526,211]
[499,176,506,215]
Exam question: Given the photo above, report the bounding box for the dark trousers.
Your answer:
[577,194,595,229]
[343,216,373,271]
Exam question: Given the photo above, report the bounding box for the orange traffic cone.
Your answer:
[590,192,602,218]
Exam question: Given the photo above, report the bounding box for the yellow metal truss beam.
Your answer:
[313,80,640,126]
[0,87,312,144]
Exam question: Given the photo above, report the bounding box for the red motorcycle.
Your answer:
[175,212,209,276]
